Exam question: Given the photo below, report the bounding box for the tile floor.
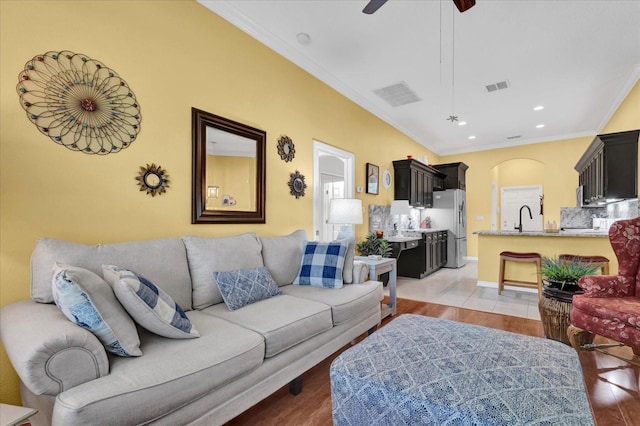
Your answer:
[385,259,542,320]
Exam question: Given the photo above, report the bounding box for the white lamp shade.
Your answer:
[327,198,363,224]
[390,200,410,215]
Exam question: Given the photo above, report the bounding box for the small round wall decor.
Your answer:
[136,163,169,196]
[288,170,307,199]
[16,50,142,155]
[277,135,295,162]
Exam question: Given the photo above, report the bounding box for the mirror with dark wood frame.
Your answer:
[192,107,266,223]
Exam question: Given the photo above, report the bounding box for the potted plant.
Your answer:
[540,256,599,302]
[356,233,393,259]
[356,233,393,285]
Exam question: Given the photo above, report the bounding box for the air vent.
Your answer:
[486,80,510,93]
[373,82,421,107]
[506,135,521,140]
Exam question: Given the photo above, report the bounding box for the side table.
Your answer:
[355,256,396,319]
[0,403,37,426]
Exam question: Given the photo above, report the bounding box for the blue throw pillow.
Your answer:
[213,266,282,311]
[51,263,142,357]
[102,265,200,339]
[293,241,348,289]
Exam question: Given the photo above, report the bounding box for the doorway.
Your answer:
[313,140,355,241]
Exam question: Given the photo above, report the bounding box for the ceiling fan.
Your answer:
[363,0,476,14]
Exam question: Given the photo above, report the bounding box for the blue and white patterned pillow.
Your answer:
[51,263,142,357]
[292,241,348,289]
[102,265,199,339]
[213,266,282,311]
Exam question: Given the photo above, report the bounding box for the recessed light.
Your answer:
[458,121,467,126]
[533,105,544,111]
[296,33,311,45]
[468,136,476,140]
[536,124,545,128]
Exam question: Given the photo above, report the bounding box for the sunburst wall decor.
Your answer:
[136,163,169,197]
[16,50,141,155]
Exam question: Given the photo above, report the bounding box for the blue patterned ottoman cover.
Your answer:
[330,314,593,425]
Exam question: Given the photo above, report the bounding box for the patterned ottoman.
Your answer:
[330,314,593,425]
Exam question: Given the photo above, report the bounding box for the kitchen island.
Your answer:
[473,229,614,292]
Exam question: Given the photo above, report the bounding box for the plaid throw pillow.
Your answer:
[293,241,348,289]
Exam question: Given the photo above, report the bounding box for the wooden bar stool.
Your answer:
[498,251,543,299]
[558,254,610,275]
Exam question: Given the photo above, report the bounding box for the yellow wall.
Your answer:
[441,79,640,257]
[0,0,437,404]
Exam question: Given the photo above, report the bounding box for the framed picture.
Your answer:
[366,163,379,195]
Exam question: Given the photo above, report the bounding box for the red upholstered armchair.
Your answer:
[568,216,640,364]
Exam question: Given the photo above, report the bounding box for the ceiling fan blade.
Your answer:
[453,0,476,13]
[362,0,388,14]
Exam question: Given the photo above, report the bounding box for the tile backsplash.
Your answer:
[368,204,421,237]
[560,199,639,229]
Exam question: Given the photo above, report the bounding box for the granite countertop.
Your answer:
[473,229,608,237]
[386,236,421,243]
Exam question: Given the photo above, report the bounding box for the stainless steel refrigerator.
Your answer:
[429,189,467,268]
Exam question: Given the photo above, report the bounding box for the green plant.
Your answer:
[356,234,393,257]
[540,256,599,290]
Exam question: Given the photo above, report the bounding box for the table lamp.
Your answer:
[390,200,410,237]
[327,198,363,240]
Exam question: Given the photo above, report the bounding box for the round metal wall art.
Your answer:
[16,50,142,155]
[136,163,169,196]
[277,135,295,162]
[288,170,307,199]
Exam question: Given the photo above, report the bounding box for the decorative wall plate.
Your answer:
[17,50,141,155]
[136,163,169,196]
[288,170,307,199]
[277,135,295,162]
[382,169,392,189]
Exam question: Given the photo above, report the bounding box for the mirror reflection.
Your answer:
[192,108,266,224]
[205,127,256,212]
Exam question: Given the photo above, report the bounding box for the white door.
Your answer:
[313,140,355,241]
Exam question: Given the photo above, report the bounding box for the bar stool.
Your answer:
[498,251,543,299]
[558,254,610,275]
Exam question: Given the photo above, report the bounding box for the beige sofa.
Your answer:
[0,230,382,425]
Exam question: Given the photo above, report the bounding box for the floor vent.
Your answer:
[373,82,421,107]
[486,80,510,93]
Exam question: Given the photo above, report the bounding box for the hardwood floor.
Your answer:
[225,297,640,426]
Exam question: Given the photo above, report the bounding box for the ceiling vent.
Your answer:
[506,135,521,140]
[373,82,421,107]
[486,80,510,93]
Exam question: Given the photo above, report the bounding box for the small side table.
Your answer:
[0,403,37,426]
[355,256,397,319]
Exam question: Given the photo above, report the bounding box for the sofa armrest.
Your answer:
[578,274,635,298]
[352,261,368,284]
[0,300,109,396]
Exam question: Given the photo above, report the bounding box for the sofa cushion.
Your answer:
[183,234,264,309]
[259,229,307,286]
[102,265,200,339]
[31,238,192,310]
[203,295,333,358]
[213,266,282,311]
[281,281,383,326]
[293,241,348,289]
[52,311,265,425]
[51,264,142,357]
[335,237,356,284]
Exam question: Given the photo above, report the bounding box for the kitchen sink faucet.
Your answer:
[515,205,532,233]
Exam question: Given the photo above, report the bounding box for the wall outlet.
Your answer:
[357,186,363,193]
[476,215,484,221]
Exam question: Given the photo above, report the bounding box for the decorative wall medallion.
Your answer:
[136,163,169,196]
[17,50,141,155]
[382,169,392,189]
[277,135,295,162]
[288,170,307,199]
